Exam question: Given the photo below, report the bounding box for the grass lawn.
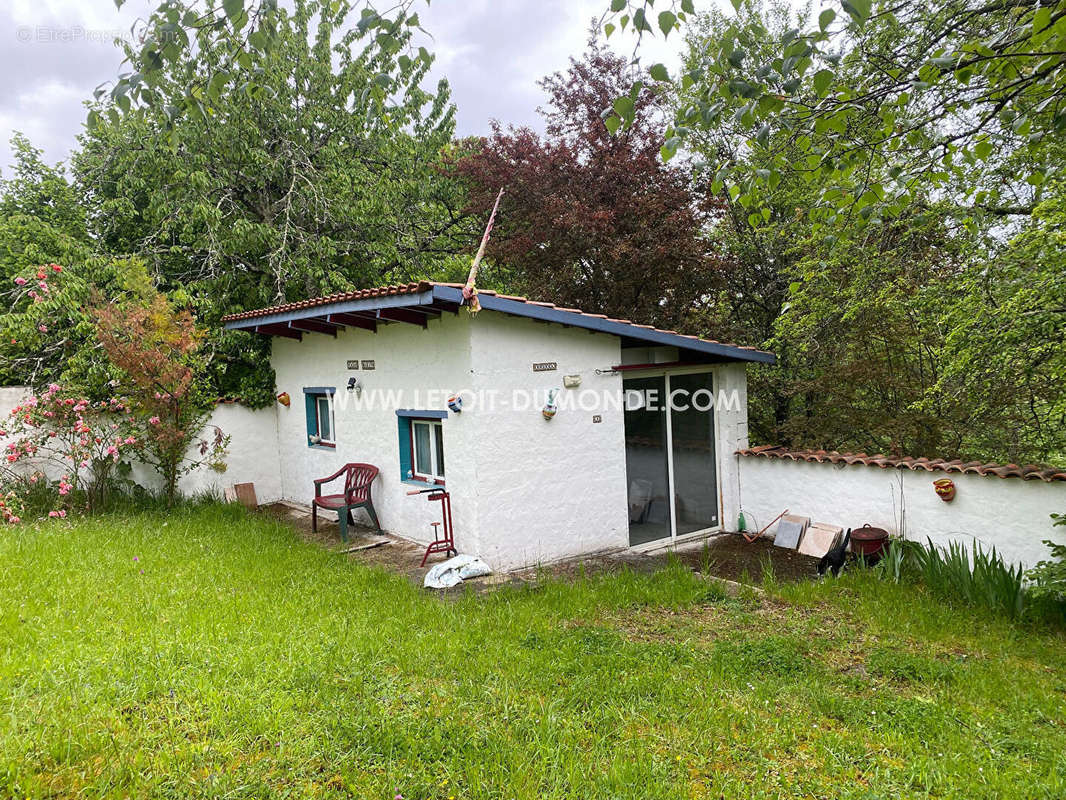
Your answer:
[2,504,1065,799]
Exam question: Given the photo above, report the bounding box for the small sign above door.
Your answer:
[361,360,376,370]
[346,360,360,370]
[532,362,557,372]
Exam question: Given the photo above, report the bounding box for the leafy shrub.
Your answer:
[1025,514,1066,606]
[874,537,1027,620]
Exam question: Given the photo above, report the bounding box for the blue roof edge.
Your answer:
[432,285,776,365]
[223,284,775,365]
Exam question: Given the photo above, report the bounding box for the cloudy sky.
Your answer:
[0,0,701,175]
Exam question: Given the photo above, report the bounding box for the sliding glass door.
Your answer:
[623,371,719,546]
[623,376,671,545]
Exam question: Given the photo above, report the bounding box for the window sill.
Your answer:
[402,478,445,490]
[308,443,336,451]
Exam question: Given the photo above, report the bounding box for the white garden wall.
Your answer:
[0,386,281,502]
[714,363,749,540]
[738,456,1066,570]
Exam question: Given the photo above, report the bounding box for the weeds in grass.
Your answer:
[867,646,958,685]
[759,553,778,590]
[698,541,715,575]
[713,636,808,678]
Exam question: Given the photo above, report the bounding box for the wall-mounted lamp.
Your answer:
[347,377,362,396]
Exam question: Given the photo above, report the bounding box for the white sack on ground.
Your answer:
[423,555,493,589]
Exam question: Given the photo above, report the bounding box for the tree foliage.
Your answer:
[77,0,471,404]
[676,2,1066,463]
[603,0,1066,229]
[102,0,434,139]
[451,39,724,331]
[0,136,91,289]
[0,257,157,392]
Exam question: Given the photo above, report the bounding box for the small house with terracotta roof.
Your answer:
[223,281,774,569]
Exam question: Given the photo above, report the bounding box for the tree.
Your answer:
[673,2,1064,463]
[601,0,1066,230]
[0,136,94,361]
[1,257,144,391]
[929,179,1066,462]
[451,38,725,332]
[92,292,229,504]
[101,0,434,138]
[78,0,472,405]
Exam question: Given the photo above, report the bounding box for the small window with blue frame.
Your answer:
[304,388,336,449]
[396,410,446,485]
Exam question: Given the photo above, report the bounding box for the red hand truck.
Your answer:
[407,487,457,566]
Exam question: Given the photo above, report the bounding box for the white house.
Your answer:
[222,280,774,570]
[3,278,1061,572]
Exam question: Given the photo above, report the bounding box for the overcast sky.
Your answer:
[0,0,703,176]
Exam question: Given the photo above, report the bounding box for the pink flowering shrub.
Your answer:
[0,384,138,517]
[0,489,25,525]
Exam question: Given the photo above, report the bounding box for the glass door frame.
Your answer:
[623,365,724,551]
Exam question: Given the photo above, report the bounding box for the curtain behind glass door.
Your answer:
[669,372,718,534]
[623,376,671,545]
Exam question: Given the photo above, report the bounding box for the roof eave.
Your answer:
[430,285,776,365]
[223,288,438,330]
[222,284,776,365]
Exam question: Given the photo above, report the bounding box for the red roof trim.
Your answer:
[736,445,1066,482]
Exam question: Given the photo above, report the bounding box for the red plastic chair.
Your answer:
[312,463,381,542]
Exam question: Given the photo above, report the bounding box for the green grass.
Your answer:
[2,504,1065,799]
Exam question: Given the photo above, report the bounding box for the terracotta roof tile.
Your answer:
[221,280,775,359]
[735,445,1066,482]
[221,281,435,322]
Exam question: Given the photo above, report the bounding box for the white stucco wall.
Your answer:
[270,313,482,553]
[714,363,749,537]
[467,313,629,568]
[739,457,1066,570]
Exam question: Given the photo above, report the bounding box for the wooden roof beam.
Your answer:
[253,323,302,340]
[288,318,339,337]
[326,312,377,332]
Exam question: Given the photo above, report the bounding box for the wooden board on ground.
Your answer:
[799,522,844,558]
[233,483,258,509]
[774,514,810,549]
[340,536,391,554]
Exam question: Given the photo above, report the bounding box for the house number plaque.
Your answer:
[532,362,557,372]
[346,360,360,370]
